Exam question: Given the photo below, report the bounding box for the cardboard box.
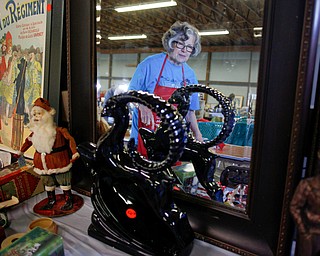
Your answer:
[0,226,64,255]
[172,163,212,199]
[0,161,44,203]
[172,162,197,193]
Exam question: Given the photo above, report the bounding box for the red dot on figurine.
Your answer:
[126,208,137,219]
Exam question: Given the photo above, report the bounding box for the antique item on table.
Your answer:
[220,166,250,208]
[290,171,320,256]
[16,98,83,217]
[0,160,44,207]
[0,211,9,228]
[140,84,235,201]
[0,226,64,255]
[220,166,250,188]
[78,91,194,256]
[28,217,58,234]
[0,196,19,210]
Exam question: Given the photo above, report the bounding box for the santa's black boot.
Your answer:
[61,190,73,211]
[41,190,56,210]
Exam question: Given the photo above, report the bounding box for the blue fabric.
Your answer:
[245,123,254,146]
[129,52,200,144]
[225,119,254,146]
[198,122,223,141]
[225,122,247,146]
[131,109,139,144]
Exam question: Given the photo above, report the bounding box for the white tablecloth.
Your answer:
[5,189,238,256]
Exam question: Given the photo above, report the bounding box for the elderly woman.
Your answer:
[128,21,203,156]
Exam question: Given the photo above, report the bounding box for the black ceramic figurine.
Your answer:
[78,91,194,256]
[140,84,235,201]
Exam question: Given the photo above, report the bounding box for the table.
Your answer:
[4,189,239,256]
[210,144,252,162]
[209,144,251,182]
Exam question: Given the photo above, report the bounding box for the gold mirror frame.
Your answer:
[67,0,320,255]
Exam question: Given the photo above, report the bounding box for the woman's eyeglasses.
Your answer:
[174,41,194,53]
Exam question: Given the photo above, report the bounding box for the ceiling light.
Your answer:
[108,34,147,40]
[253,27,263,37]
[96,5,101,11]
[199,30,229,36]
[115,0,177,12]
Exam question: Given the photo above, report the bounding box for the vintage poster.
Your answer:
[0,0,48,157]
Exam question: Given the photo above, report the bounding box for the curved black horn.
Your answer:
[99,90,188,171]
[169,84,235,148]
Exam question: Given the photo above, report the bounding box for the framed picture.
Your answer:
[234,95,244,109]
[0,0,64,157]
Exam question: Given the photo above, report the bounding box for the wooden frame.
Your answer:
[234,95,244,109]
[68,0,96,195]
[43,0,65,123]
[173,0,320,255]
[68,0,320,255]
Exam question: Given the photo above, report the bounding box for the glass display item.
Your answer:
[78,91,194,255]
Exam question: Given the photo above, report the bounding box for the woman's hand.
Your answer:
[139,104,155,129]
[194,130,203,142]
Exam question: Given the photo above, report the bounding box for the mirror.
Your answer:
[69,0,319,255]
[95,0,263,213]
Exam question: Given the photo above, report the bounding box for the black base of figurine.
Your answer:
[88,223,153,256]
[88,224,152,256]
[88,212,194,256]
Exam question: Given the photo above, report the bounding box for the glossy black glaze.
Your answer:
[78,91,194,256]
[140,85,235,201]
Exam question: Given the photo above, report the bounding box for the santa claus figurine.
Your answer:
[17,97,80,211]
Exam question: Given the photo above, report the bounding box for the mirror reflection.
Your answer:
[95,0,264,211]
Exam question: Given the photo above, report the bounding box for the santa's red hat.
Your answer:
[33,97,56,115]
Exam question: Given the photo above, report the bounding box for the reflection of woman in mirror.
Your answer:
[290,150,320,256]
[128,21,203,156]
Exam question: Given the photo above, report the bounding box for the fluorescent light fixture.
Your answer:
[199,30,229,36]
[96,4,101,11]
[108,34,147,40]
[253,27,263,38]
[115,0,177,12]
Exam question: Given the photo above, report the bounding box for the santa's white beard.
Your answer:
[29,114,56,154]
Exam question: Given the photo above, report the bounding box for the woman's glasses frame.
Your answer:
[173,41,194,53]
